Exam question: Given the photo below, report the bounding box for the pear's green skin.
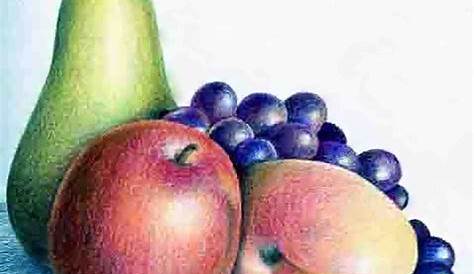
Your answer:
[7,0,176,264]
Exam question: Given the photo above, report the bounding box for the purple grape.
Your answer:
[191,81,237,123]
[419,237,455,268]
[385,185,409,210]
[314,141,360,172]
[233,138,278,169]
[265,123,318,159]
[209,117,254,154]
[410,219,431,245]
[415,264,453,274]
[236,93,288,136]
[163,107,210,132]
[358,149,402,191]
[317,122,347,144]
[285,92,327,132]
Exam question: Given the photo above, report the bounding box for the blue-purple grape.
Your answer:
[419,237,455,268]
[385,185,409,209]
[233,138,278,169]
[410,219,431,245]
[191,81,237,123]
[414,264,453,274]
[358,149,402,191]
[285,92,327,132]
[163,107,210,132]
[314,141,360,172]
[209,117,254,154]
[236,93,288,136]
[265,123,318,159]
[317,122,347,144]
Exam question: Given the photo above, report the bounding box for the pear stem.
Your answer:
[174,144,198,166]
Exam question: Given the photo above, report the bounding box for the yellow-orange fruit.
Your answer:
[235,160,417,274]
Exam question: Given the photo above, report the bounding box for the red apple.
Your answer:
[48,120,241,274]
[234,160,417,274]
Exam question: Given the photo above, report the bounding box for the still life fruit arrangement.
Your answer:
[6,1,456,274]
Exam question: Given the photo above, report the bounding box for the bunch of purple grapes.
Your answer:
[162,82,405,206]
[162,81,455,274]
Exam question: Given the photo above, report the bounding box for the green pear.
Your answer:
[7,0,175,263]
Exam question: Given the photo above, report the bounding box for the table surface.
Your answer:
[0,203,52,274]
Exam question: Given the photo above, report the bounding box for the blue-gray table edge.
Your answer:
[0,203,52,274]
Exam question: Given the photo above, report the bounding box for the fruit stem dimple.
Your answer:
[259,244,283,266]
[174,144,199,166]
[259,244,307,272]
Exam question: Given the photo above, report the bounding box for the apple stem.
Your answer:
[174,144,198,166]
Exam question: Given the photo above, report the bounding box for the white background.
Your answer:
[1,0,472,272]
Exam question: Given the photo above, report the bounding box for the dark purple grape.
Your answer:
[209,117,254,154]
[285,92,327,132]
[314,141,360,172]
[358,149,402,191]
[317,122,347,144]
[236,93,288,136]
[415,264,454,274]
[419,237,455,268]
[233,138,278,169]
[265,123,318,159]
[191,81,237,123]
[163,107,210,132]
[410,219,431,245]
[385,185,409,210]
